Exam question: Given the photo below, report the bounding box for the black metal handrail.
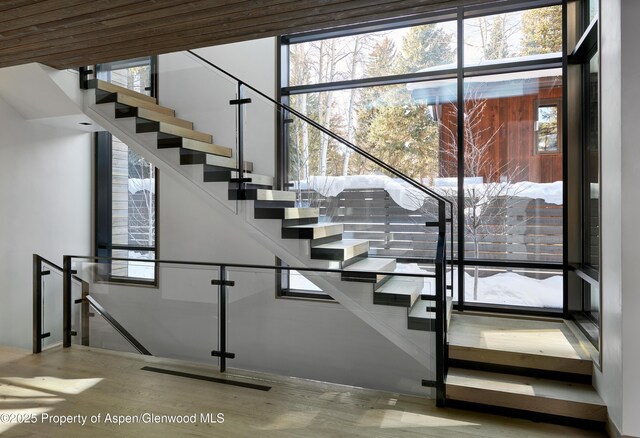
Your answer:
[33,254,88,353]
[63,254,439,279]
[36,246,447,402]
[187,48,455,305]
[85,295,152,355]
[187,49,451,207]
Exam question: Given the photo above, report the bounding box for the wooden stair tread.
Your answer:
[310,239,369,262]
[236,189,296,202]
[103,92,175,116]
[201,154,252,171]
[183,138,232,157]
[344,257,396,273]
[448,313,591,361]
[284,222,341,230]
[89,78,156,104]
[312,239,369,250]
[156,122,213,143]
[374,275,424,308]
[135,107,193,130]
[254,207,319,221]
[447,313,593,375]
[446,368,606,421]
[230,172,273,187]
[376,276,423,296]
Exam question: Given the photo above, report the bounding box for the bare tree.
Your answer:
[439,88,525,299]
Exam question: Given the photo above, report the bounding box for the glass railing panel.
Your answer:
[226,266,437,393]
[158,51,242,214]
[40,264,63,349]
[71,259,221,367]
[243,84,455,264]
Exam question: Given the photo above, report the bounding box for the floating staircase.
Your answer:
[85,79,442,338]
[445,313,606,427]
[79,77,609,428]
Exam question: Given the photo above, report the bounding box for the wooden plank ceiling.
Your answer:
[0,0,488,70]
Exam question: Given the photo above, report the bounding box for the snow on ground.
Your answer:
[124,251,155,279]
[128,178,155,195]
[293,175,563,210]
[289,263,562,309]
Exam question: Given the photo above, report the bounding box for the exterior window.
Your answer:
[277,259,332,300]
[95,57,158,285]
[535,99,561,154]
[96,133,158,285]
[280,1,564,309]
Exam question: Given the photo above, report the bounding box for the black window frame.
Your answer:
[277,0,565,310]
[534,97,563,155]
[94,56,160,287]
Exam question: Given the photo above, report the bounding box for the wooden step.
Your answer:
[179,149,253,171]
[282,223,343,240]
[254,207,319,221]
[341,257,396,283]
[95,90,175,116]
[446,368,606,422]
[448,314,593,376]
[181,138,232,157]
[137,120,213,143]
[374,275,423,307]
[408,297,453,331]
[229,189,296,202]
[310,239,369,262]
[115,104,194,130]
[205,171,273,188]
[88,78,156,104]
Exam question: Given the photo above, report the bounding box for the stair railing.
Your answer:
[185,50,453,404]
[186,50,454,287]
[41,255,442,387]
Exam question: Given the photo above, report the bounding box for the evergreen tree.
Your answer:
[521,5,562,56]
[396,24,455,72]
[356,25,452,181]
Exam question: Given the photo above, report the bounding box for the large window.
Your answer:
[280,1,563,309]
[95,57,158,285]
[567,0,599,348]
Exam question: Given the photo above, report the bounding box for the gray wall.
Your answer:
[0,95,92,349]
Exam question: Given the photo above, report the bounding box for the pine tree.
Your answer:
[396,24,455,72]
[521,5,562,56]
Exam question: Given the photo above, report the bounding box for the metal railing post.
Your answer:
[63,256,72,348]
[229,82,252,192]
[81,280,90,347]
[211,265,236,372]
[33,255,43,353]
[219,266,228,372]
[237,83,245,185]
[435,199,447,407]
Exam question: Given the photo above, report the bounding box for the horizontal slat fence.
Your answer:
[298,188,563,263]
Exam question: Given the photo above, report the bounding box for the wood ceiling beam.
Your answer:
[0,0,95,24]
[1,0,364,67]
[0,0,246,40]
[0,0,491,70]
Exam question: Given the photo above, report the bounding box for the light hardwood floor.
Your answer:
[0,345,604,437]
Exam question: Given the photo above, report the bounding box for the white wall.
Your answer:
[597,1,640,436]
[0,95,92,349]
[86,38,433,397]
[159,39,277,177]
[620,1,640,436]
